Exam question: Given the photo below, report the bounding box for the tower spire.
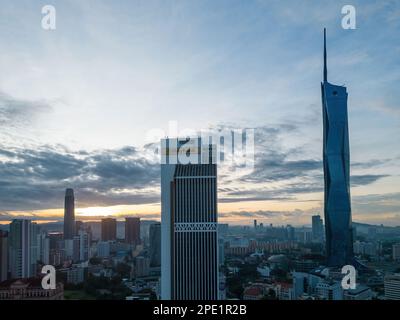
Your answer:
[324,28,327,82]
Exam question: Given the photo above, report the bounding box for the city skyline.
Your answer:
[0,1,399,227]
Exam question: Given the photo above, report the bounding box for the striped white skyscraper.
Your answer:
[161,137,218,300]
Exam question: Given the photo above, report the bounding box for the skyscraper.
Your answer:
[101,218,117,241]
[0,230,8,281]
[149,222,161,268]
[321,29,354,267]
[125,217,141,246]
[64,188,75,240]
[76,229,91,261]
[75,221,84,233]
[161,137,218,300]
[38,231,50,265]
[8,220,39,279]
[312,215,324,242]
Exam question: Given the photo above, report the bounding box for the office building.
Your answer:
[316,280,343,300]
[8,220,39,279]
[149,222,161,268]
[343,285,372,300]
[161,137,218,300]
[101,218,117,241]
[64,188,75,240]
[312,215,323,242]
[218,238,225,267]
[321,29,354,267]
[64,239,75,261]
[75,221,84,233]
[353,241,382,257]
[392,243,400,261]
[286,225,295,241]
[217,224,229,237]
[97,241,111,258]
[0,231,8,281]
[293,272,323,298]
[48,232,64,266]
[384,274,400,300]
[135,256,150,277]
[60,265,86,284]
[125,217,140,246]
[38,231,50,265]
[78,230,91,261]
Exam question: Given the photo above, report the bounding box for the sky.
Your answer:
[0,0,399,226]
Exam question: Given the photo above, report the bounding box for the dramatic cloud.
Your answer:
[0,145,160,211]
[0,123,395,218]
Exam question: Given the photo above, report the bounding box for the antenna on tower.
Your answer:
[324,28,328,82]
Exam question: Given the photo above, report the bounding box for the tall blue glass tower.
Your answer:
[321,29,354,267]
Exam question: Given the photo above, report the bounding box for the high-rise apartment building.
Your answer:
[161,137,218,300]
[321,29,354,267]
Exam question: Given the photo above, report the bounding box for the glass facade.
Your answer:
[321,81,354,267]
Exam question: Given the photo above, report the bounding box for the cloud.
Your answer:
[351,158,393,169]
[0,145,160,211]
[0,91,52,127]
[350,174,389,187]
[0,123,394,214]
[352,192,400,214]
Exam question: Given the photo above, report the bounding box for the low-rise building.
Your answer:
[243,285,264,300]
[316,280,343,300]
[0,278,64,300]
[343,285,372,300]
[59,265,86,284]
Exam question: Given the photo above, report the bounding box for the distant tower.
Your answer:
[161,137,218,300]
[321,29,354,267]
[125,217,140,246]
[101,218,117,241]
[312,215,323,242]
[149,222,161,268]
[63,188,75,240]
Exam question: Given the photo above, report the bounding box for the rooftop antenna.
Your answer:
[324,28,328,82]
